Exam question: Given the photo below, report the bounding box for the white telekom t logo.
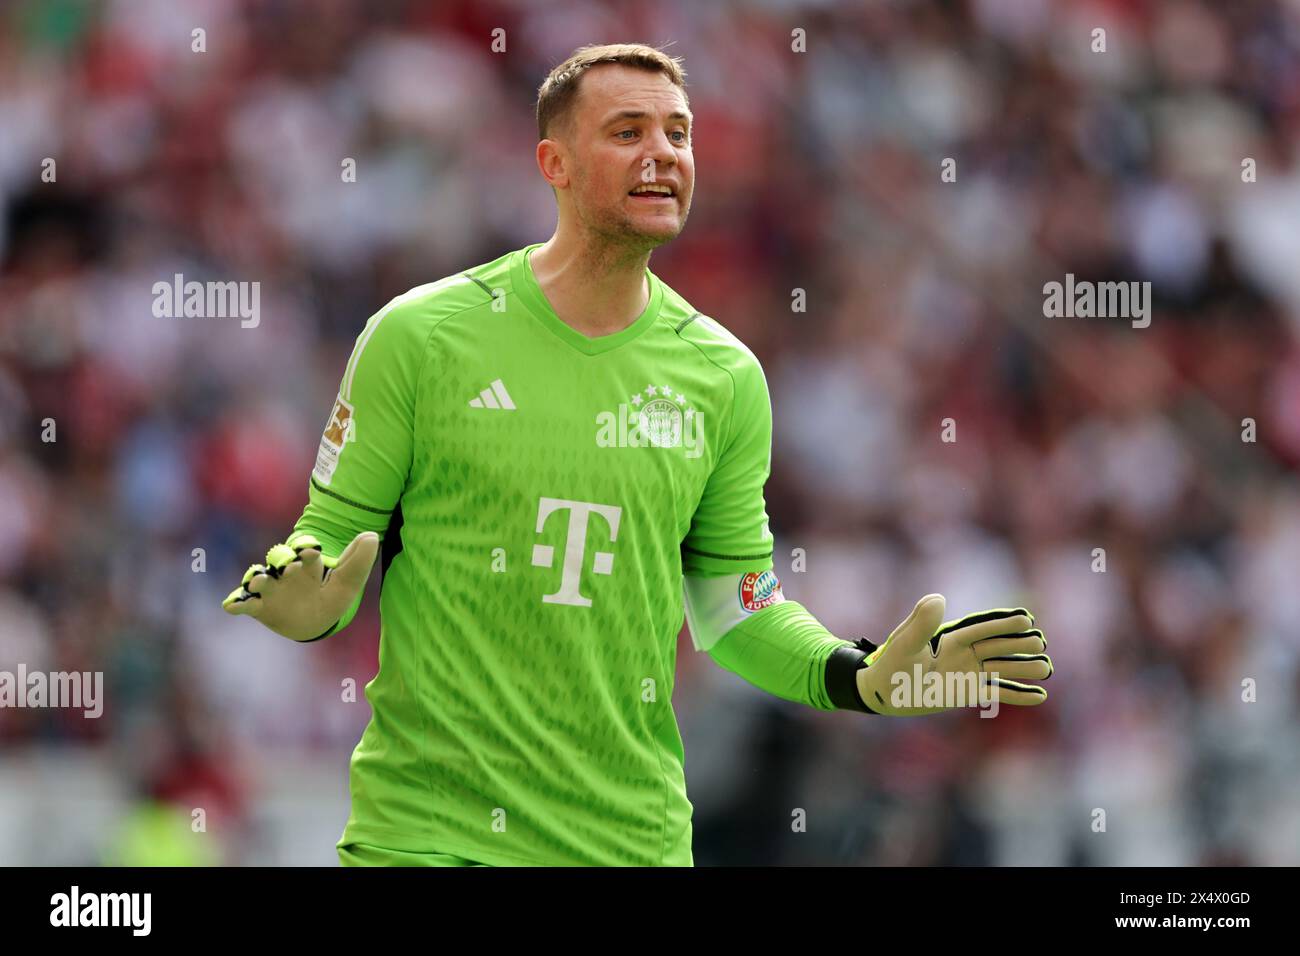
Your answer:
[531,497,621,607]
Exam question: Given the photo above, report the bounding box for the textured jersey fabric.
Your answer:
[294,243,785,866]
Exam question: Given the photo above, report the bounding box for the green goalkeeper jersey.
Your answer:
[295,242,776,866]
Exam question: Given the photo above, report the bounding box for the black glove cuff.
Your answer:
[825,641,878,714]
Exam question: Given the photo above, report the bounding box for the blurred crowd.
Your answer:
[1,0,1298,865]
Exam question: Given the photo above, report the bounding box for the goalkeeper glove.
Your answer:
[854,594,1052,716]
[222,531,379,641]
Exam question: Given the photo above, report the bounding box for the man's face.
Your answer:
[553,65,694,247]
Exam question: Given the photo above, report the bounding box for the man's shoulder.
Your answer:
[375,246,521,330]
[656,279,764,381]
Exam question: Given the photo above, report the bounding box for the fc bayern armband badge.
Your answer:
[738,569,784,613]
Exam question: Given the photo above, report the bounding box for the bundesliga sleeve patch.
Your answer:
[313,394,354,485]
[738,569,784,613]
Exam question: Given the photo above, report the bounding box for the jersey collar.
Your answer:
[510,243,663,356]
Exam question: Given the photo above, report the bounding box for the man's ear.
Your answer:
[537,138,570,191]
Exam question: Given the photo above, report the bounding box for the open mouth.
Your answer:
[628,186,676,203]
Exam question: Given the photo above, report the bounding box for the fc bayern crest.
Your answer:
[639,398,683,447]
[739,570,783,613]
[597,382,704,459]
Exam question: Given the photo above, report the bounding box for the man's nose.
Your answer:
[643,129,678,166]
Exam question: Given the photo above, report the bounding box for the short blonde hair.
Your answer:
[536,43,688,142]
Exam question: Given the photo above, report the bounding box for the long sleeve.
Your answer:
[705,599,875,712]
[678,327,875,711]
[289,289,431,637]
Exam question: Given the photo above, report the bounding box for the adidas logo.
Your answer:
[468,379,516,410]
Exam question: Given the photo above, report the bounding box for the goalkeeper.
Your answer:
[223,43,1052,867]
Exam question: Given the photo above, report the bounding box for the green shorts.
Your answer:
[338,842,491,867]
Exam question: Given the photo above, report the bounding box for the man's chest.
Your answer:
[414,333,722,533]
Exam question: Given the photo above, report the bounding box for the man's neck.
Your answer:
[528,235,652,338]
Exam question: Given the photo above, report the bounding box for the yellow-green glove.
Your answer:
[854,594,1052,716]
[222,531,379,642]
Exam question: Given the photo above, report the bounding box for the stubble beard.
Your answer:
[572,179,689,265]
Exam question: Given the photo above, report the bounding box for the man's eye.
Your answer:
[672,131,688,142]
[617,130,636,140]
